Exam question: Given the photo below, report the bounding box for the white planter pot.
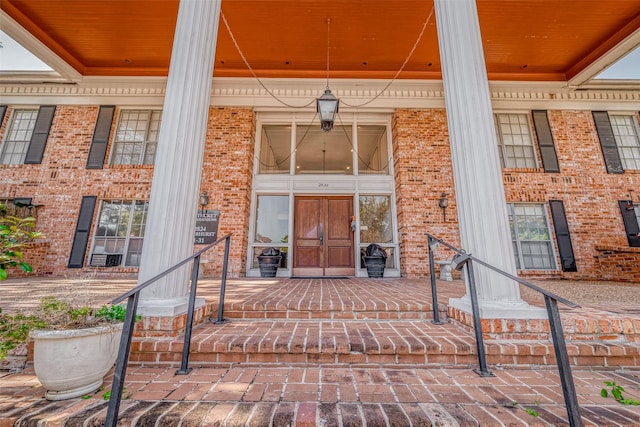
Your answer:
[30,323,123,400]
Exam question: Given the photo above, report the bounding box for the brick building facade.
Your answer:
[2,88,639,282]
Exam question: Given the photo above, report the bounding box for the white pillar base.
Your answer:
[138,296,206,318]
[449,296,547,320]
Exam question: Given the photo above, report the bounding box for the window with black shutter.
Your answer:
[86,106,115,169]
[593,111,624,174]
[549,200,577,272]
[618,201,640,247]
[531,110,560,173]
[68,196,97,268]
[24,105,56,164]
[0,105,7,125]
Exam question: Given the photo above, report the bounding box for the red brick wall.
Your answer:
[392,109,461,277]
[0,105,254,278]
[198,107,255,277]
[2,104,639,282]
[393,109,640,281]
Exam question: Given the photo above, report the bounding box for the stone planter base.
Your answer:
[30,323,123,400]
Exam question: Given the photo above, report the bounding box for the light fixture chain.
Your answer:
[341,5,435,108]
[221,11,316,109]
[326,18,331,89]
[221,5,435,109]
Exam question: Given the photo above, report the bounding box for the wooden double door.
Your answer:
[292,196,355,276]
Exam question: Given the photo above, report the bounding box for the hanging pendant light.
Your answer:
[317,88,339,132]
[317,18,339,132]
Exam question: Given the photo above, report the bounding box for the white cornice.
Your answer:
[0,77,639,110]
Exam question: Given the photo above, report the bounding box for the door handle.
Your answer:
[320,231,324,245]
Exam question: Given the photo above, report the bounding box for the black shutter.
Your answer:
[86,105,115,169]
[618,201,640,247]
[24,105,56,164]
[532,110,560,173]
[68,196,97,268]
[0,105,7,125]
[549,200,577,272]
[592,111,623,174]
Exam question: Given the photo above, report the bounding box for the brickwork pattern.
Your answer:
[392,109,461,277]
[392,108,640,281]
[0,106,254,277]
[2,366,639,426]
[1,105,639,281]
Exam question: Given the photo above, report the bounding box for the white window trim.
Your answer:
[109,109,162,165]
[508,203,557,271]
[248,112,400,277]
[494,112,539,169]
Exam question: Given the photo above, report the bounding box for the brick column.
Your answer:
[137,0,221,320]
[434,0,544,319]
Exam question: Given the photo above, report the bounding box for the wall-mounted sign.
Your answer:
[195,210,220,244]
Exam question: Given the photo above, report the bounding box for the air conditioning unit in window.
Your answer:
[90,254,123,267]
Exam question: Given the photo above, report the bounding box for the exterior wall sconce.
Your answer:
[199,191,209,210]
[317,88,339,132]
[438,193,449,221]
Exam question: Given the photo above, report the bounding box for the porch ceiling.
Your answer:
[2,0,640,82]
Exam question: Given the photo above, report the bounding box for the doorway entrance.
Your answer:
[293,196,355,276]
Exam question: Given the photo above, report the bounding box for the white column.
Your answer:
[434,0,544,319]
[137,0,221,317]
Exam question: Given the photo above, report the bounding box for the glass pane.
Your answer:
[126,238,143,266]
[359,195,393,243]
[510,203,555,269]
[254,195,289,245]
[295,124,353,175]
[112,110,161,165]
[259,125,291,174]
[358,125,389,174]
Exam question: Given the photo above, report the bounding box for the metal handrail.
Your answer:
[105,233,232,426]
[426,233,583,427]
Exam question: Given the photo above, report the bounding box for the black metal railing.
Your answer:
[105,233,232,426]
[427,233,583,427]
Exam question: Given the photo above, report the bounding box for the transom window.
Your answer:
[0,109,38,165]
[110,110,162,165]
[508,203,556,270]
[610,115,640,170]
[495,113,537,169]
[92,200,148,267]
[257,122,390,175]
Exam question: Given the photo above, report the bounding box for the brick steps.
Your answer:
[125,278,640,370]
[129,319,640,368]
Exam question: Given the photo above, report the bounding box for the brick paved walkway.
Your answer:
[1,276,640,425]
[2,365,640,426]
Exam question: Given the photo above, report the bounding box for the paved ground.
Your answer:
[1,276,639,425]
[2,364,640,426]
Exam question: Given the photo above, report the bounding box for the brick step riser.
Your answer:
[128,349,639,368]
[223,310,440,321]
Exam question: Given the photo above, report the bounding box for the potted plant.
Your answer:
[257,247,282,277]
[363,243,388,278]
[28,296,133,400]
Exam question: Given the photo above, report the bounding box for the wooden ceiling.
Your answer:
[2,0,640,81]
